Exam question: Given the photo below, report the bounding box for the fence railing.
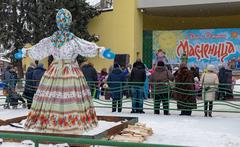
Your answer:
[0,80,239,146]
[1,80,240,113]
[0,132,185,147]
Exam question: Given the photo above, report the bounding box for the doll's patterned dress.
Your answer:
[24,36,99,134]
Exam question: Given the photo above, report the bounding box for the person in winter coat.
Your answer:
[30,63,46,108]
[150,61,174,115]
[23,63,36,109]
[130,59,146,113]
[32,63,46,89]
[124,64,132,99]
[201,64,219,117]
[12,67,26,108]
[190,66,200,81]
[217,64,233,100]
[3,65,14,109]
[107,64,126,112]
[174,63,197,116]
[3,66,22,109]
[217,64,227,100]
[81,62,98,98]
[9,67,18,108]
[98,68,108,96]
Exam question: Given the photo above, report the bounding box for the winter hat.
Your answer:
[207,64,215,72]
[157,61,165,67]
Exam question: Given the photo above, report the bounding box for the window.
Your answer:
[86,0,113,11]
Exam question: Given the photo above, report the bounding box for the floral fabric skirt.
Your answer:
[24,60,98,134]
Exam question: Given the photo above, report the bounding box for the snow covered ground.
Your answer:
[0,106,240,147]
[98,109,240,147]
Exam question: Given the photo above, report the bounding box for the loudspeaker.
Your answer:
[114,54,130,68]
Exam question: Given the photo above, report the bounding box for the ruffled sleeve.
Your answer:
[28,37,54,60]
[73,37,99,57]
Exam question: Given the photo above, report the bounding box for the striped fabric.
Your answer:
[24,60,98,134]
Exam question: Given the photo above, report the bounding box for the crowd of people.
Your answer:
[79,56,234,117]
[1,55,235,118]
[2,61,46,109]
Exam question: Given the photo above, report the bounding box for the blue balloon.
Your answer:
[18,49,23,54]
[103,48,115,60]
[14,52,22,60]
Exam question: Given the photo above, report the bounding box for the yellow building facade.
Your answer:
[88,0,143,71]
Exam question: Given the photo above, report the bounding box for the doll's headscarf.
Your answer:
[56,8,72,30]
[50,8,74,48]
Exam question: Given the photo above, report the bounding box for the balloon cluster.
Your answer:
[102,48,115,60]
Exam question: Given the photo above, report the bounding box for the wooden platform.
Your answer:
[0,115,138,146]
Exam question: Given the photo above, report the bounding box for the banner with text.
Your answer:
[152,28,240,70]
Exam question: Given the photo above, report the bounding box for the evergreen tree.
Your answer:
[0,0,100,77]
[0,0,33,77]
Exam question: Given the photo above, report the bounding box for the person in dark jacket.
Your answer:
[150,61,174,115]
[3,66,21,109]
[81,62,98,98]
[32,63,46,88]
[28,63,46,108]
[217,65,227,100]
[217,65,233,100]
[130,59,146,113]
[12,67,26,108]
[3,65,13,109]
[107,63,126,112]
[9,67,18,108]
[174,63,197,116]
[190,66,200,81]
[23,63,36,109]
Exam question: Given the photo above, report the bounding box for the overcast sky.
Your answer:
[85,0,100,5]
